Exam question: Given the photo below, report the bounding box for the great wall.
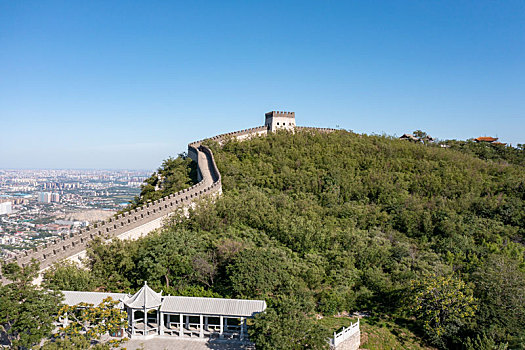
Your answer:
[1,112,336,279]
[1,111,364,349]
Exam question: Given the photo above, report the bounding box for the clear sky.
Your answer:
[1,1,524,170]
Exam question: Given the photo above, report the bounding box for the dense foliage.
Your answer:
[44,297,127,349]
[0,261,126,349]
[123,154,197,210]
[44,130,525,349]
[442,139,525,167]
[410,274,476,347]
[249,298,329,349]
[0,261,62,349]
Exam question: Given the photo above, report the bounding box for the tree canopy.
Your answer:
[0,261,62,349]
[43,129,525,349]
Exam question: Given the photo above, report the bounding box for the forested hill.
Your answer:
[45,130,525,349]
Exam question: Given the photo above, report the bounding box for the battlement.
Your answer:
[1,111,338,285]
[265,111,295,119]
[265,111,296,132]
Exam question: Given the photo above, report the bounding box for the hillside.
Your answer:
[44,130,525,349]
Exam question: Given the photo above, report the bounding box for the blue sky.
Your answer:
[1,0,524,169]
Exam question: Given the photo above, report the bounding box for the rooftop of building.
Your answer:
[61,282,267,317]
[474,136,498,142]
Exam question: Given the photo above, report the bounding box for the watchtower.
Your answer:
[265,111,296,132]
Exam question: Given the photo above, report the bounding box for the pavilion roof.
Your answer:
[474,136,498,142]
[122,281,163,309]
[61,284,267,317]
[400,134,419,141]
[160,296,266,317]
[62,291,129,308]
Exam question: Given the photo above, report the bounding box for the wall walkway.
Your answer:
[1,125,336,283]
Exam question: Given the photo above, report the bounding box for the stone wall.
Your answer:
[1,144,222,282]
[1,122,336,283]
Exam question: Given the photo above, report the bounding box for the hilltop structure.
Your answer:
[473,136,506,146]
[474,136,498,143]
[265,111,296,132]
[399,133,435,143]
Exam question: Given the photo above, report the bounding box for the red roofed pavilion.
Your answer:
[474,136,498,142]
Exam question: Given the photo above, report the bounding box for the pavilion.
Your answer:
[61,282,266,341]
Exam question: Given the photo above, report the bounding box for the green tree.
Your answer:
[471,255,525,345]
[58,129,525,349]
[124,153,197,210]
[0,261,62,349]
[47,297,127,349]
[465,331,509,350]
[39,335,115,350]
[227,247,294,298]
[249,299,328,350]
[409,273,477,347]
[87,238,135,292]
[43,261,97,291]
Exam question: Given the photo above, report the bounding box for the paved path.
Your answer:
[123,337,255,350]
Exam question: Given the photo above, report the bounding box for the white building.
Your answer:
[265,111,296,132]
[0,201,12,215]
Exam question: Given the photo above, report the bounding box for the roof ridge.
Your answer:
[164,295,264,302]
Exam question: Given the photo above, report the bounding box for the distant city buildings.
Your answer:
[38,192,60,203]
[0,169,149,257]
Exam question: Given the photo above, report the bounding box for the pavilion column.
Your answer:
[179,313,184,337]
[127,310,131,335]
[240,317,245,340]
[131,310,135,336]
[144,307,147,335]
[199,314,204,338]
[159,310,164,335]
[219,316,224,338]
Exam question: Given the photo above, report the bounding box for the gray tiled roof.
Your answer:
[160,296,266,317]
[123,282,163,309]
[61,289,267,317]
[62,291,128,308]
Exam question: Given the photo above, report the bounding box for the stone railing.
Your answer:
[1,124,336,282]
[329,319,360,350]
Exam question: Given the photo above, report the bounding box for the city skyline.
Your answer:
[1,1,524,169]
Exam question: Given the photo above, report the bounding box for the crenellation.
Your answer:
[3,112,333,282]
